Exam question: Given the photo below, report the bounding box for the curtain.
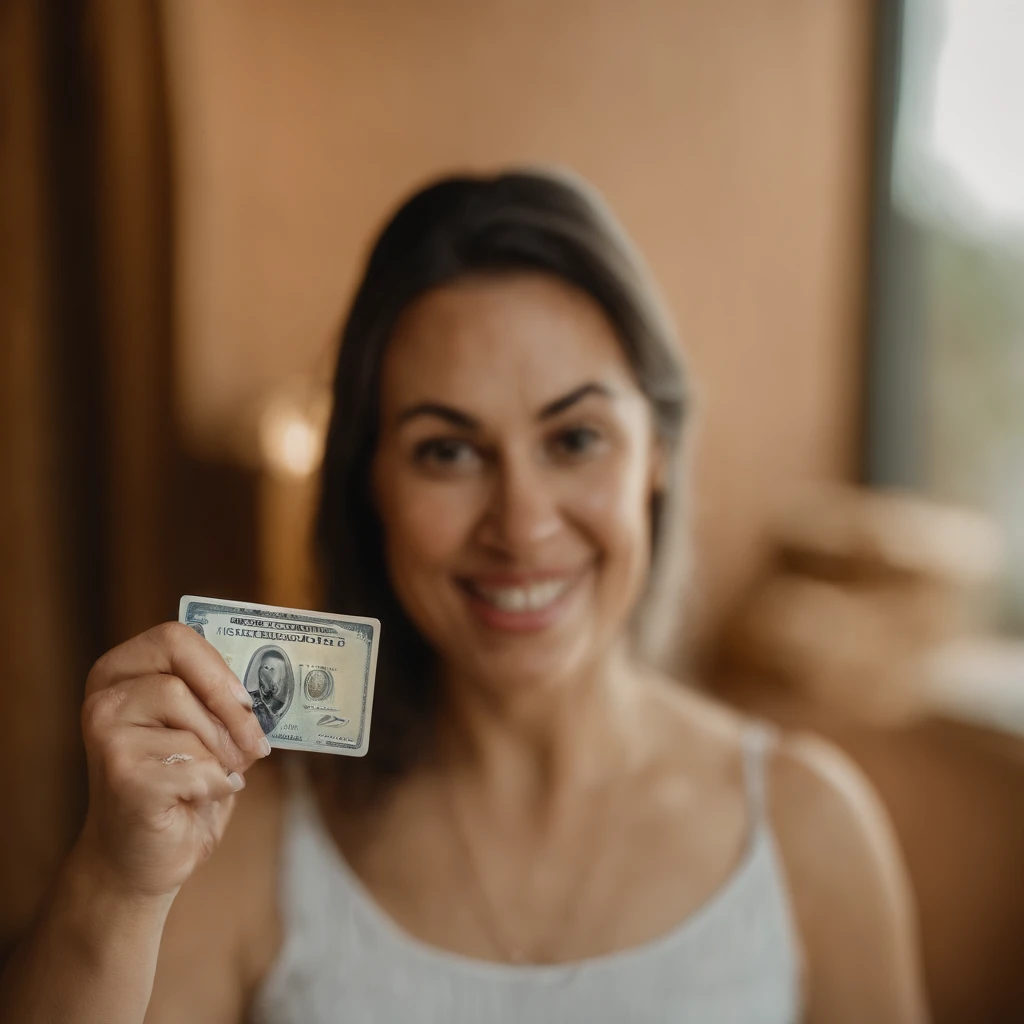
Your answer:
[0,0,176,952]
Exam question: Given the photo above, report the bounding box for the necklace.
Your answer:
[442,770,628,966]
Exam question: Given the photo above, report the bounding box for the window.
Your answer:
[869,0,1024,632]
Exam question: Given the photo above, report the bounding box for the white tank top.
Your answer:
[252,726,802,1023]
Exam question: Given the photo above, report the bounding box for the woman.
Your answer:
[1,170,927,1023]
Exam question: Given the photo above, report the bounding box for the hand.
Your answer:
[76,622,271,900]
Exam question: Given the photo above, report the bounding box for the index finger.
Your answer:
[91,621,270,759]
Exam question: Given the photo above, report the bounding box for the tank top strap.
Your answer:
[740,721,779,830]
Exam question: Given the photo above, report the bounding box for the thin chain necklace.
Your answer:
[442,770,628,966]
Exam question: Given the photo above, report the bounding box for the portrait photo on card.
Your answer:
[244,644,296,735]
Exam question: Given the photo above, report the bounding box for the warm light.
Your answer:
[259,398,325,478]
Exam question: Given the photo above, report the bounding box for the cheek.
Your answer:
[569,452,652,565]
[377,465,482,574]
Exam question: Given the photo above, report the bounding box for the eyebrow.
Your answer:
[396,402,479,430]
[396,382,614,430]
[538,382,613,419]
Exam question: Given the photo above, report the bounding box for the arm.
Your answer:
[769,733,930,1024]
[0,623,269,1024]
[144,760,284,1024]
[0,846,174,1024]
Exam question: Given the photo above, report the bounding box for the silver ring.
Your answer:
[159,753,194,765]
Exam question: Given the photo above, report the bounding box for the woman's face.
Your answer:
[373,272,663,696]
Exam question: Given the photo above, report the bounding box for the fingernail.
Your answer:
[227,771,245,792]
[236,685,253,708]
[258,737,272,758]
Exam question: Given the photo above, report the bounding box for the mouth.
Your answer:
[457,569,587,632]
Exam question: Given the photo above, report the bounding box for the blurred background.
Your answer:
[2,1,1023,1020]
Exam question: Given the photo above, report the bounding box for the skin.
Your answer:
[0,273,929,1024]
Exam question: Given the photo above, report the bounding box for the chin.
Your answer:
[461,632,599,698]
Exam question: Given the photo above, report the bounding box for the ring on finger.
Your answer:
[159,752,195,765]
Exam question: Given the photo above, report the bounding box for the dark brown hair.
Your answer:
[316,168,690,790]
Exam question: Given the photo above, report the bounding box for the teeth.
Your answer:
[475,579,569,612]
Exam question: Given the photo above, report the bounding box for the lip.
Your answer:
[456,567,589,633]
[464,568,580,587]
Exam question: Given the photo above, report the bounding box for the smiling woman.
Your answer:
[318,170,689,784]
[0,169,928,1024]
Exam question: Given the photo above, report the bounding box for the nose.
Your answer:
[479,451,562,555]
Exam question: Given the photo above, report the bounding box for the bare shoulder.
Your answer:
[767,732,915,916]
[637,682,926,1020]
[766,732,928,1024]
[146,757,288,1024]
[768,731,898,862]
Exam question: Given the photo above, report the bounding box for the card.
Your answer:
[179,595,379,756]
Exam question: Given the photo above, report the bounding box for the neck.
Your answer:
[434,642,648,809]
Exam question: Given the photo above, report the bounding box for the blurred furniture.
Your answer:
[719,678,1024,1024]
[714,485,1024,1023]
[722,484,1003,725]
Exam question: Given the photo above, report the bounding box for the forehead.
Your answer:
[380,273,637,415]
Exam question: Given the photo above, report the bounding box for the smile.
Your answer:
[469,578,570,612]
[457,569,587,633]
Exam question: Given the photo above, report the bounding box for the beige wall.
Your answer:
[163,0,876,651]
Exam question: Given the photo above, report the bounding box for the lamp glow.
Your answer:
[259,400,325,478]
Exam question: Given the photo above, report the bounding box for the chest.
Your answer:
[255,791,800,1024]
[329,776,750,965]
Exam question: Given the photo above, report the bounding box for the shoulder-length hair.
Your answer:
[316,168,692,792]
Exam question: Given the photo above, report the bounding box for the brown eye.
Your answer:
[413,437,481,473]
[549,426,603,460]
